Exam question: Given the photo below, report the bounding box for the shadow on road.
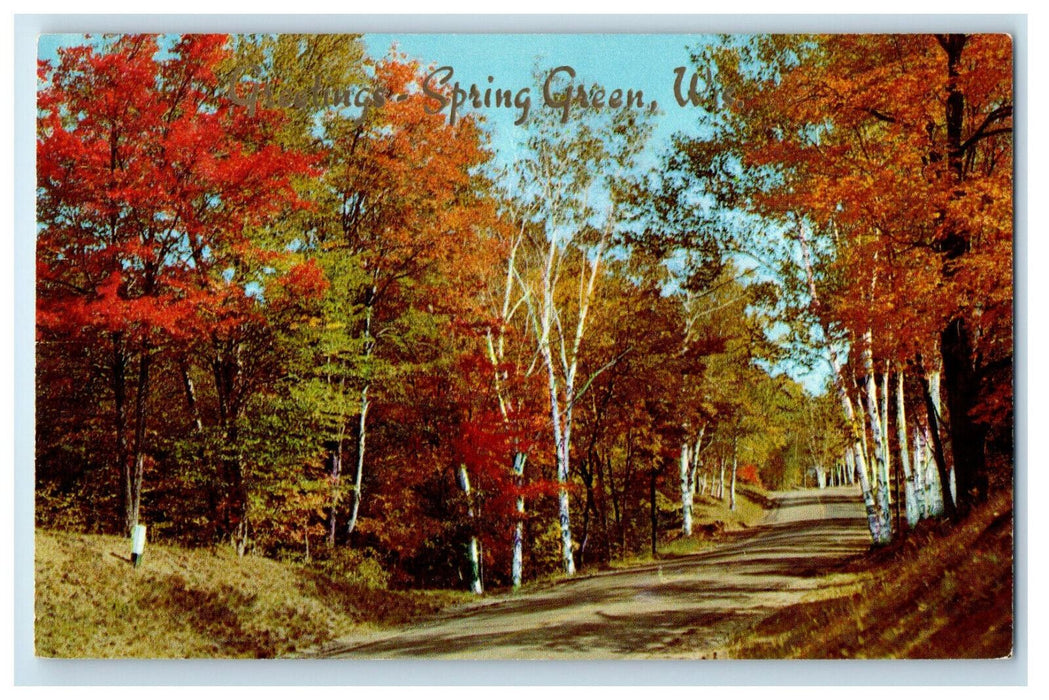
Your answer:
[314,486,869,659]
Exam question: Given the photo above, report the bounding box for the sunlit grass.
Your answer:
[35,530,470,658]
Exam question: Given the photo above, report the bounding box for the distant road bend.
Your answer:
[311,486,869,659]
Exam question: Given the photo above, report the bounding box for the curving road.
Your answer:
[310,486,869,659]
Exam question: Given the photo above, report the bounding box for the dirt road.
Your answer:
[311,486,870,659]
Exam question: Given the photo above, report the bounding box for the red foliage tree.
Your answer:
[37,34,314,535]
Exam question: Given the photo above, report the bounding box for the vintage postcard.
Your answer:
[32,29,1014,663]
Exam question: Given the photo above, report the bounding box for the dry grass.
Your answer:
[727,489,1014,659]
[35,530,469,658]
[34,485,774,657]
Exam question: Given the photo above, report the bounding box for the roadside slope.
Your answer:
[34,530,466,658]
[728,489,1013,658]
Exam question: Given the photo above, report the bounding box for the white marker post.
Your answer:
[131,524,147,568]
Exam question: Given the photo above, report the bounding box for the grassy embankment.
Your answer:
[35,531,469,658]
[728,488,1014,658]
[35,484,769,658]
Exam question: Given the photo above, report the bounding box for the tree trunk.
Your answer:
[549,392,575,574]
[541,336,575,575]
[919,369,956,518]
[895,371,920,527]
[127,351,151,534]
[680,440,693,536]
[852,442,884,543]
[511,452,526,589]
[458,465,483,595]
[911,425,928,518]
[797,224,885,543]
[225,419,249,557]
[729,441,738,512]
[346,382,369,536]
[935,35,988,513]
[718,458,726,502]
[179,359,204,435]
[579,460,595,569]
[608,452,625,558]
[862,334,892,539]
[880,371,892,502]
[916,424,943,517]
[346,296,375,538]
[941,319,987,510]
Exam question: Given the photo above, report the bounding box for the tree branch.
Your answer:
[961,105,1013,153]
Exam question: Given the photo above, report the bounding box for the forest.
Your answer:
[35,33,1013,596]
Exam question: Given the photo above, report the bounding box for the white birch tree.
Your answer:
[796,224,889,544]
[505,101,652,576]
[895,369,921,527]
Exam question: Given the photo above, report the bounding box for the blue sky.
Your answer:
[363,33,714,170]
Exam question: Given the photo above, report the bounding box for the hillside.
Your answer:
[727,490,1014,658]
[35,531,468,658]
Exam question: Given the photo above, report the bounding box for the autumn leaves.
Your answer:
[35,33,1012,592]
[673,34,1013,541]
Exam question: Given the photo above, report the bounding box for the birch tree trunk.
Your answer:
[914,423,931,518]
[345,382,369,536]
[534,211,610,577]
[861,333,893,540]
[346,294,376,537]
[511,452,526,588]
[458,465,483,595]
[880,371,892,502]
[911,425,928,518]
[729,452,738,511]
[797,224,885,543]
[920,368,956,517]
[915,425,942,517]
[485,222,532,588]
[680,440,693,536]
[895,371,920,527]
